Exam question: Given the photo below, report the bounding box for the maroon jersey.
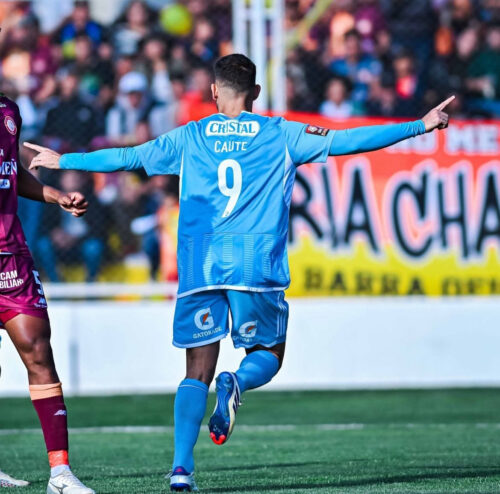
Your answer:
[0,95,30,256]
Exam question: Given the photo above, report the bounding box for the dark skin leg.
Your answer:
[5,314,59,385]
[185,341,220,386]
[185,341,286,386]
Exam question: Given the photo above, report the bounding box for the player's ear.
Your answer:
[252,84,261,101]
[211,83,218,101]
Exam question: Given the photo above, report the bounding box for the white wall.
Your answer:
[1,297,500,396]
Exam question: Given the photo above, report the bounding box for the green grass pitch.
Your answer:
[1,389,500,493]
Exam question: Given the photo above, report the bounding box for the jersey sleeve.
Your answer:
[281,120,335,166]
[134,125,185,176]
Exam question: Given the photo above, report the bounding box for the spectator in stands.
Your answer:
[210,0,233,53]
[189,17,219,65]
[55,0,103,59]
[43,70,99,151]
[328,0,356,59]
[450,0,478,36]
[112,0,157,57]
[0,13,56,96]
[392,50,420,116]
[103,172,147,269]
[330,28,381,104]
[380,0,437,74]
[428,27,480,109]
[366,77,401,117]
[106,71,149,144]
[481,0,500,24]
[65,34,115,104]
[36,171,107,282]
[354,0,386,54]
[177,65,216,124]
[466,23,500,115]
[320,77,356,118]
[107,71,170,144]
[141,34,174,104]
[286,76,316,113]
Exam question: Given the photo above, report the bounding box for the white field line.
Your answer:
[0,423,499,436]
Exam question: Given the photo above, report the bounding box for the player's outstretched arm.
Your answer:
[329,96,454,156]
[24,143,144,173]
[17,165,88,217]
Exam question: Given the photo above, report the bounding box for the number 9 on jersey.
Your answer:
[218,159,242,218]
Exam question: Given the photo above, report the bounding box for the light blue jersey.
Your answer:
[134,112,334,297]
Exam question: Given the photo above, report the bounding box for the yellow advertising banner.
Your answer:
[285,113,500,297]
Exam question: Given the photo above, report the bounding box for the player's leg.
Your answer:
[209,290,288,445]
[170,342,219,491]
[170,290,229,491]
[5,313,95,494]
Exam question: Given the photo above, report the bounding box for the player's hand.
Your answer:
[58,192,88,217]
[421,96,455,133]
[24,142,61,170]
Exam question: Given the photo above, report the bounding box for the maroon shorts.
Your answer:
[0,254,49,328]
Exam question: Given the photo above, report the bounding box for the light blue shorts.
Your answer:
[173,289,289,349]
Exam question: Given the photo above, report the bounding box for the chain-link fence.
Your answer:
[2,0,499,282]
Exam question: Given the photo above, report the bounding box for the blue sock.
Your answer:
[235,350,280,393]
[172,378,208,472]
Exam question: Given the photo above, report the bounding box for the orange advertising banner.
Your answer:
[284,113,500,296]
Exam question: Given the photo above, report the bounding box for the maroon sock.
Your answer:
[30,386,69,452]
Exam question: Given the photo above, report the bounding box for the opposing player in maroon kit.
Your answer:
[0,94,95,494]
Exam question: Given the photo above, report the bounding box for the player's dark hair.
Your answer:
[214,54,256,94]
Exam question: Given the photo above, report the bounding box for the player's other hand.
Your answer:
[24,142,61,170]
[58,192,88,217]
[421,95,455,133]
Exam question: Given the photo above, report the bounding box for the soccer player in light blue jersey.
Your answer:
[27,54,453,492]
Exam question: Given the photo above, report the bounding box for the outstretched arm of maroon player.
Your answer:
[17,165,88,217]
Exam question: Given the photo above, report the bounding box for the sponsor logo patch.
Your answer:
[194,307,215,330]
[0,270,23,290]
[4,116,16,135]
[0,179,10,189]
[305,125,329,137]
[206,120,260,137]
[238,321,258,339]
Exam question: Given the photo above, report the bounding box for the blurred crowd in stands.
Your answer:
[288,0,500,119]
[1,0,227,281]
[1,0,499,281]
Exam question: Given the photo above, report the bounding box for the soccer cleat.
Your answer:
[208,371,241,445]
[168,467,198,492]
[46,470,95,494]
[0,470,29,487]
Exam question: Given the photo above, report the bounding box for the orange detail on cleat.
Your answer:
[210,432,226,445]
